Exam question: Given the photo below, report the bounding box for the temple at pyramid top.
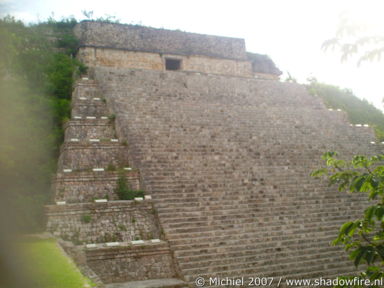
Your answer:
[74,21,282,79]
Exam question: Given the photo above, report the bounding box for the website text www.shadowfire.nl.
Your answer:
[194,276,384,287]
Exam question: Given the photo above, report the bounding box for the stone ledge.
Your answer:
[45,200,152,215]
[64,119,112,128]
[105,278,186,288]
[53,169,139,180]
[75,21,247,60]
[75,81,98,87]
[85,239,166,250]
[60,142,122,149]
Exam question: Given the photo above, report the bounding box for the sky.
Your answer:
[2,0,384,109]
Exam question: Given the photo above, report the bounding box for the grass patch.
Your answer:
[23,239,94,288]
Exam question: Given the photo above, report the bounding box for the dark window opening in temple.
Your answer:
[165,58,181,70]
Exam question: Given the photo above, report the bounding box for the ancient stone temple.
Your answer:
[46,21,379,287]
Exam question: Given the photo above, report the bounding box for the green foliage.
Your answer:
[118,224,127,231]
[307,79,384,141]
[80,215,92,224]
[106,163,116,171]
[115,172,145,200]
[312,152,384,287]
[108,113,116,121]
[322,13,384,65]
[0,15,85,232]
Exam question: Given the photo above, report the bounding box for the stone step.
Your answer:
[180,253,351,277]
[165,226,349,250]
[176,244,342,267]
[177,245,345,273]
[158,206,362,225]
[154,202,365,216]
[152,195,365,208]
[157,205,364,223]
[164,223,358,244]
[105,278,186,288]
[164,219,351,240]
[162,214,356,235]
[169,233,343,257]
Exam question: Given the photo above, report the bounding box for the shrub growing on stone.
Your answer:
[115,173,144,200]
[80,215,92,224]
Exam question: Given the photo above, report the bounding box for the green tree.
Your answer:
[312,152,384,287]
[0,15,85,232]
[323,13,384,65]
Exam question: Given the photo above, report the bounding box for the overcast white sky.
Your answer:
[2,0,384,110]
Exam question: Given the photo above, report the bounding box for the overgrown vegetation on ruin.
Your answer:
[115,172,145,200]
[307,78,384,140]
[0,16,85,232]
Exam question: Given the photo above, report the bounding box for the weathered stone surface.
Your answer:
[74,21,247,60]
[47,76,179,285]
[75,22,281,79]
[72,102,107,117]
[49,23,384,286]
[64,120,116,141]
[57,143,129,171]
[53,170,140,203]
[46,201,160,243]
[92,66,379,284]
[78,47,254,78]
[85,242,177,283]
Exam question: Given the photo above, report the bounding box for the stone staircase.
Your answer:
[90,67,382,286]
[46,77,185,287]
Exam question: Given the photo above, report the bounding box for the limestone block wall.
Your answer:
[74,21,247,60]
[78,47,253,78]
[72,103,107,117]
[182,54,252,77]
[53,171,140,203]
[73,81,101,99]
[46,201,160,243]
[47,76,180,285]
[58,143,129,170]
[64,120,116,141]
[93,66,381,284]
[85,242,176,283]
[75,22,281,79]
[78,48,163,71]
